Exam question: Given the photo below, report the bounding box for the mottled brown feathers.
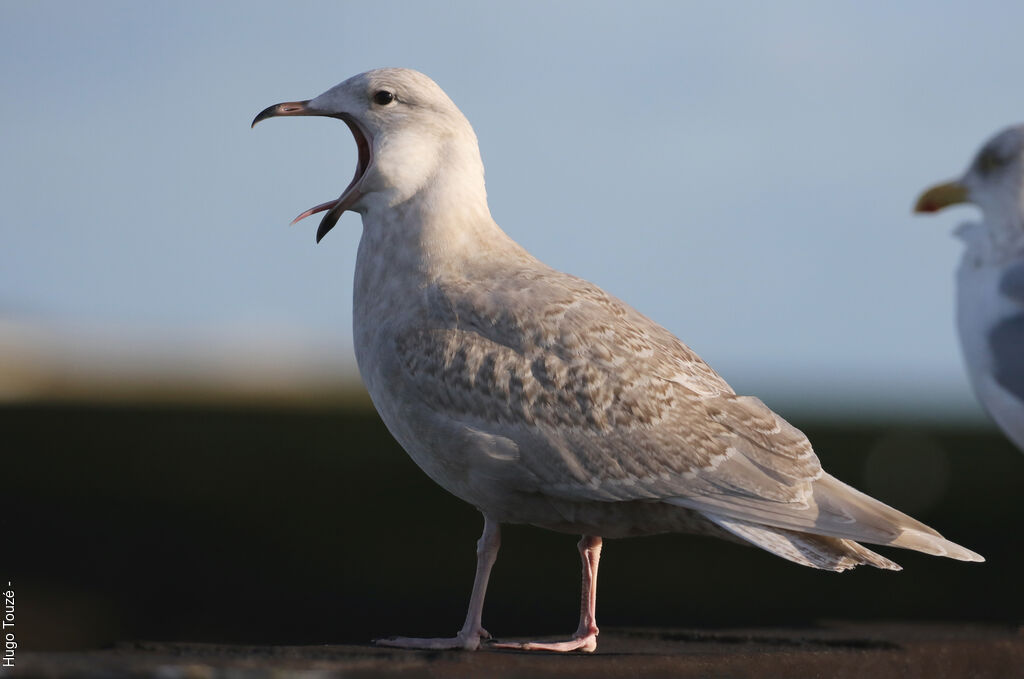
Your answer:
[394,265,822,506]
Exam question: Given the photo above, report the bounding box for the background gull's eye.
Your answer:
[976,147,1005,175]
[373,90,396,106]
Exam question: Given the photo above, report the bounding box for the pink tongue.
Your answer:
[291,199,338,225]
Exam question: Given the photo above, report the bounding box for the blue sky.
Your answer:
[2,1,1022,417]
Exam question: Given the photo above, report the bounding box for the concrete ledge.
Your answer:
[16,622,1024,678]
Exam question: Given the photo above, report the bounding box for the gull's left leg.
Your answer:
[375,515,501,650]
[493,535,603,653]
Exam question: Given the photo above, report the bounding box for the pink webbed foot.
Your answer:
[374,627,491,651]
[492,630,598,653]
[492,536,604,653]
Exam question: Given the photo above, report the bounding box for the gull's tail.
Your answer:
[703,513,903,572]
[688,473,983,572]
[808,473,984,563]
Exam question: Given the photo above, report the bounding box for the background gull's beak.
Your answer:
[914,181,970,213]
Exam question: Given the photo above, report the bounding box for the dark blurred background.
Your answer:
[6,393,1022,651]
[5,0,1024,657]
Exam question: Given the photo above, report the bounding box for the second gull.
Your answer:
[915,125,1024,453]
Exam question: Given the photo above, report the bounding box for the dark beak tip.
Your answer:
[315,203,346,243]
[251,100,314,129]
[251,104,278,129]
[315,222,331,244]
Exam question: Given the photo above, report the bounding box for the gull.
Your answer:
[915,125,1024,453]
[254,68,983,653]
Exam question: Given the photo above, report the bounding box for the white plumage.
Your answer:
[916,125,1024,452]
[255,68,982,653]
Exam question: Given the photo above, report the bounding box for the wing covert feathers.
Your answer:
[393,266,983,568]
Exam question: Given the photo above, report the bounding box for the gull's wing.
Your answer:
[390,264,980,560]
[990,260,1024,403]
[393,268,821,514]
[998,258,1024,301]
[989,318,1024,403]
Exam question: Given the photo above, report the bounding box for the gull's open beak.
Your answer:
[252,100,372,243]
[914,181,970,213]
[252,100,320,127]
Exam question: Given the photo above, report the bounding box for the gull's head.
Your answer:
[915,125,1024,251]
[253,68,482,242]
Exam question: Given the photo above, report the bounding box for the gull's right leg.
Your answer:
[375,514,500,650]
[492,535,602,652]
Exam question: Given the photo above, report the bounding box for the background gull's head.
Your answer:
[916,125,1024,254]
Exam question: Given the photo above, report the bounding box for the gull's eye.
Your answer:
[373,90,396,106]
[976,147,1006,175]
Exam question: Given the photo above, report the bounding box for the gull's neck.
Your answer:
[357,160,530,280]
[968,212,1024,265]
[988,212,1024,256]
[957,215,1024,272]
[969,177,1024,260]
